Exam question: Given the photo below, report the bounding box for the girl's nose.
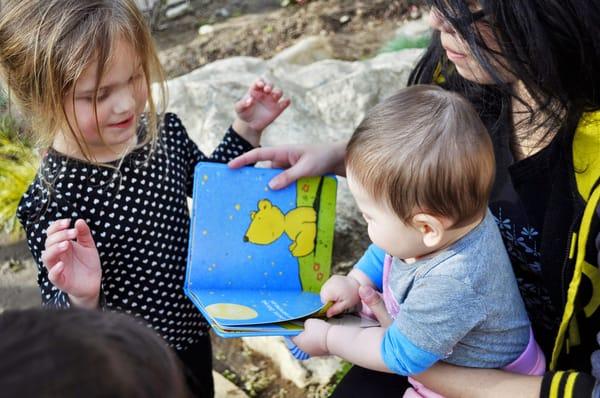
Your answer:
[113,87,136,114]
[428,7,456,34]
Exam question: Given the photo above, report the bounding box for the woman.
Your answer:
[230,1,600,396]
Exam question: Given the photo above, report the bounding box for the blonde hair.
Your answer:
[346,85,495,227]
[0,0,166,162]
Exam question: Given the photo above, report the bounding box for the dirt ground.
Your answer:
[154,0,424,78]
[1,1,425,396]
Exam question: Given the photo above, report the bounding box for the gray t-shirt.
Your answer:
[358,211,531,373]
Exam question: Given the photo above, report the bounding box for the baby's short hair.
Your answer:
[346,84,495,227]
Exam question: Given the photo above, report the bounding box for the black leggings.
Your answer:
[176,335,214,398]
[330,365,411,397]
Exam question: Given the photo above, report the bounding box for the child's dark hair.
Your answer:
[346,84,495,227]
[0,308,190,398]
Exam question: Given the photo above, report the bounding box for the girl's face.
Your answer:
[62,38,148,161]
[428,1,515,85]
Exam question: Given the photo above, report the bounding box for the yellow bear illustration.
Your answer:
[244,199,316,258]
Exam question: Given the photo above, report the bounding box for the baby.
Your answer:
[292,84,545,397]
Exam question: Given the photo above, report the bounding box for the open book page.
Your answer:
[185,163,337,336]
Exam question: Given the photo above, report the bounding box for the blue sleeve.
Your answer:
[381,323,442,376]
[354,244,385,290]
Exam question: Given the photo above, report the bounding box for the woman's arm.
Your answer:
[414,363,541,398]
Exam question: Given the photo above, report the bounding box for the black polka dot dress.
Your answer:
[17,113,255,352]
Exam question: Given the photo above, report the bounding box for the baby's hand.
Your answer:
[321,275,361,318]
[41,218,102,309]
[232,78,291,146]
[291,318,331,357]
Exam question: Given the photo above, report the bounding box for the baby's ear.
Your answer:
[411,213,445,248]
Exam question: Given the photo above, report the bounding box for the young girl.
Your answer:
[0,1,289,397]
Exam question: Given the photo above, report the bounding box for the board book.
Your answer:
[185,162,338,337]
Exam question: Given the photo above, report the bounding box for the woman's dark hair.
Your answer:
[0,309,190,398]
[409,0,600,141]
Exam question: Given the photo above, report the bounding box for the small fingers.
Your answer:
[359,285,393,327]
[41,241,70,267]
[75,219,96,248]
[278,98,291,111]
[46,218,71,236]
[234,96,253,114]
[271,88,283,102]
[254,78,265,89]
[44,228,77,249]
[47,261,65,287]
[326,301,347,318]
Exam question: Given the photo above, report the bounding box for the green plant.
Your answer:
[323,360,353,396]
[0,115,39,239]
[379,34,431,53]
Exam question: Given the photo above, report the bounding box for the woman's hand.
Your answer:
[228,141,347,189]
[41,218,102,309]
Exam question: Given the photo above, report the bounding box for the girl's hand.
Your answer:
[228,141,348,189]
[233,78,291,146]
[41,218,102,309]
[292,318,331,357]
[321,275,361,318]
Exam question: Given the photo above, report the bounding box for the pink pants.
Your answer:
[403,328,546,398]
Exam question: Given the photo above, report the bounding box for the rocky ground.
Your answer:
[153,0,423,78]
[1,1,427,396]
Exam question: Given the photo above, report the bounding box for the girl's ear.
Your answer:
[411,213,445,248]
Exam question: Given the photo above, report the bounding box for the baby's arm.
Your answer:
[232,78,290,147]
[292,319,391,373]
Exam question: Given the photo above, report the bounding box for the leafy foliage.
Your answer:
[0,115,39,239]
[379,33,431,53]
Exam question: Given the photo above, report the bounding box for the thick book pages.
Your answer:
[185,162,337,337]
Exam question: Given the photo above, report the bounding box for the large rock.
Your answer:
[166,47,423,270]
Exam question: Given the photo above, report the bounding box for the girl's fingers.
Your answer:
[75,219,96,248]
[42,241,70,267]
[279,98,291,110]
[46,218,71,235]
[235,95,254,112]
[271,89,283,101]
[47,261,65,287]
[44,228,77,249]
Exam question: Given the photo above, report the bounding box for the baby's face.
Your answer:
[346,172,427,261]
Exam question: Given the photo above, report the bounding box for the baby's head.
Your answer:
[346,84,495,259]
[0,0,165,162]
